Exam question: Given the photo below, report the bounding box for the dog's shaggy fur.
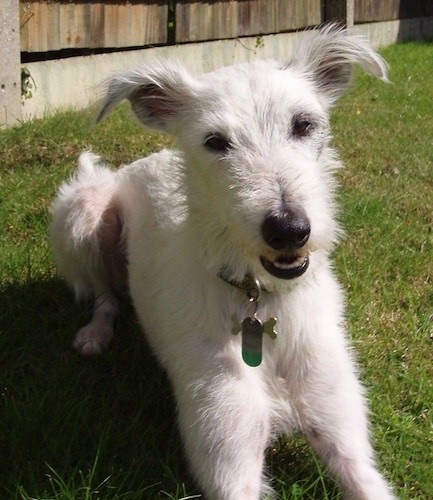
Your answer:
[50,26,394,499]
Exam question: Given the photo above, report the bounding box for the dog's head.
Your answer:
[98,25,388,288]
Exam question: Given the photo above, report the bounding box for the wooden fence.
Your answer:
[175,0,321,43]
[2,0,433,127]
[354,0,433,23]
[20,0,433,54]
[20,1,168,52]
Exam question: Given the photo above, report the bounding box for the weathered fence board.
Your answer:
[355,0,433,23]
[20,1,168,52]
[19,0,433,54]
[175,0,322,43]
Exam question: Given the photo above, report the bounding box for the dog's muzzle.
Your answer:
[260,208,310,280]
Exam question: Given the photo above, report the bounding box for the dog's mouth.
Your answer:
[260,253,309,280]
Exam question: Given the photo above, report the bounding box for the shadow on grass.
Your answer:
[0,278,195,498]
[0,278,339,499]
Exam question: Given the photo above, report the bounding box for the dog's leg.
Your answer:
[297,366,394,499]
[72,291,119,356]
[50,153,128,356]
[73,203,128,356]
[172,366,272,500]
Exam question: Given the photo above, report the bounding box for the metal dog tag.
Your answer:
[232,315,278,367]
[230,276,277,367]
[241,316,264,367]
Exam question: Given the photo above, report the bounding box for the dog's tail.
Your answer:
[49,152,118,301]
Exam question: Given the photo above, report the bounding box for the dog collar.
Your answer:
[218,269,277,367]
[217,268,269,296]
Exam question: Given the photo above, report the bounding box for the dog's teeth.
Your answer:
[272,255,305,270]
[276,262,298,270]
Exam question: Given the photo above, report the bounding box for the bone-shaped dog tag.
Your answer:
[241,317,264,367]
[263,317,277,340]
[229,275,277,367]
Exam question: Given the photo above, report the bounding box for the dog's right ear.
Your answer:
[96,61,197,131]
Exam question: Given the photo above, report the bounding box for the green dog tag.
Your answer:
[232,315,278,367]
[241,317,264,367]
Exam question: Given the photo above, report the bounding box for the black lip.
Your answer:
[260,255,309,280]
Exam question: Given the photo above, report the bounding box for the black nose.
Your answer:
[261,208,311,251]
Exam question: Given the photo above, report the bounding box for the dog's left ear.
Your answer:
[292,24,389,105]
[96,61,197,132]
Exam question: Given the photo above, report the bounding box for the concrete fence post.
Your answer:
[324,0,355,28]
[0,0,22,128]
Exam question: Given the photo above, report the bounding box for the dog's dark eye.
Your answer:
[204,134,231,153]
[292,119,312,138]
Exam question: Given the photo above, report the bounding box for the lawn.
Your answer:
[1,42,432,499]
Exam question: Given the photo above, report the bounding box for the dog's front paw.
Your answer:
[73,323,113,356]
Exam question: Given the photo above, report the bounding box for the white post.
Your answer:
[0,0,22,128]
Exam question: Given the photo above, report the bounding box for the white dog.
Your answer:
[50,25,394,499]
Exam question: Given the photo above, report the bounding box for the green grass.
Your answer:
[1,42,432,499]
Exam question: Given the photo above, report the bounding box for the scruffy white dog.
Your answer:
[50,26,394,499]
